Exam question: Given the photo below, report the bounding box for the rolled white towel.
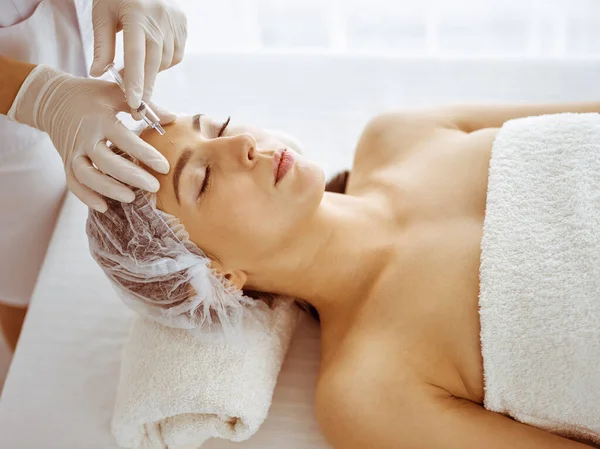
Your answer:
[111,299,300,449]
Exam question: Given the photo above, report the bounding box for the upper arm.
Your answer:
[317,373,590,449]
[426,102,600,133]
[359,103,600,140]
[421,396,591,449]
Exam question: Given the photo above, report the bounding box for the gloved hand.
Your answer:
[89,0,187,114]
[7,64,174,212]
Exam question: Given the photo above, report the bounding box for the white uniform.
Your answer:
[0,0,93,307]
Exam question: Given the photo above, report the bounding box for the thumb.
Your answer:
[90,7,116,77]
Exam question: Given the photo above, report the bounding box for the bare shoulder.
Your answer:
[315,334,441,449]
[349,110,460,192]
[354,110,458,161]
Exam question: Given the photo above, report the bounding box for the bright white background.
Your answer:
[177,0,600,56]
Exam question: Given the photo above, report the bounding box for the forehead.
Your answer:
[140,116,194,163]
[137,117,195,215]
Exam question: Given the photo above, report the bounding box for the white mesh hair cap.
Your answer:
[85,123,306,340]
[86,187,272,340]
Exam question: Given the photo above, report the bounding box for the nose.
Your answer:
[229,133,256,168]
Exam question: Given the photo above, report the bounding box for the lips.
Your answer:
[274,149,295,185]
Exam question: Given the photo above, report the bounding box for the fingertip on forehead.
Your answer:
[138,160,160,178]
[140,129,181,163]
[139,116,184,143]
[138,126,154,141]
[138,128,160,152]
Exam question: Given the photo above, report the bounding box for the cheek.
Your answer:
[195,164,324,258]
[223,161,324,234]
[208,190,290,258]
[206,183,272,241]
[198,208,275,265]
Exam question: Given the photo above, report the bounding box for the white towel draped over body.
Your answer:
[480,112,600,445]
[111,299,299,449]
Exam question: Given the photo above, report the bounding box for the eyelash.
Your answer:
[217,116,231,137]
[199,165,211,199]
[199,117,230,200]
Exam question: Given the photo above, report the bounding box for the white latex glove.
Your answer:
[8,64,174,212]
[89,0,187,113]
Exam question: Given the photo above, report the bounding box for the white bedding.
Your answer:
[1,54,600,448]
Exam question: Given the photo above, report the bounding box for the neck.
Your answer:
[248,192,391,323]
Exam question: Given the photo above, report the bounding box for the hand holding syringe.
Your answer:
[104,63,178,148]
[104,63,166,135]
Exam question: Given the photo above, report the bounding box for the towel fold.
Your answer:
[480,112,600,445]
[111,298,299,449]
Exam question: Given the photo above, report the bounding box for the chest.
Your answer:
[348,126,497,223]
[341,126,502,402]
[363,220,486,402]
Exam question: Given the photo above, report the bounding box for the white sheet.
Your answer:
[1,54,600,448]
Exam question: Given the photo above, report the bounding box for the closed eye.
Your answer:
[193,115,228,201]
[198,165,211,200]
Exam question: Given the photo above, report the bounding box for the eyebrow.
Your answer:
[173,149,192,205]
[192,113,203,132]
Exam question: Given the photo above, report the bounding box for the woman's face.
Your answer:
[141,114,325,275]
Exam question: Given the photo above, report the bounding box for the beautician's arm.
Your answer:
[0,56,35,114]
[318,378,592,449]
[435,102,600,133]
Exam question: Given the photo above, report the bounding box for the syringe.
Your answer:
[104,63,166,136]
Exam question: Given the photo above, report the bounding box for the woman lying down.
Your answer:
[87,102,600,449]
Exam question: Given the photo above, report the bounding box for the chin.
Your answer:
[272,159,324,236]
[290,157,325,197]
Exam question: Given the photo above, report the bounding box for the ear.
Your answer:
[209,260,248,289]
[223,269,248,290]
